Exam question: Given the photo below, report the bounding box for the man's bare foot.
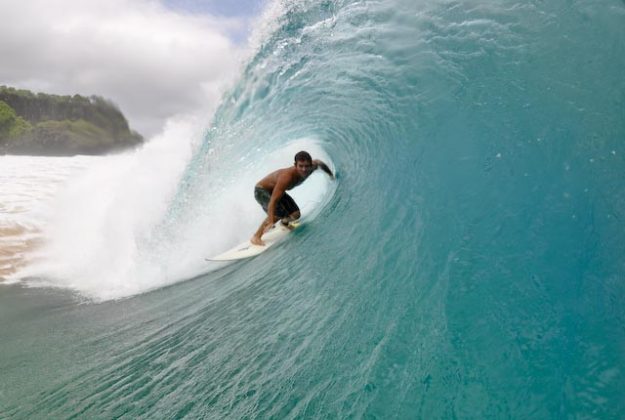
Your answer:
[250,235,265,246]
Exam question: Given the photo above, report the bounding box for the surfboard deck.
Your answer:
[206,221,300,261]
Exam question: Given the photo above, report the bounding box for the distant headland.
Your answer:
[0,86,143,156]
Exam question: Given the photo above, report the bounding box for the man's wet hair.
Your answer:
[294,151,312,163]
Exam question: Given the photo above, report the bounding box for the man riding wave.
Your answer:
[251,151,334,245]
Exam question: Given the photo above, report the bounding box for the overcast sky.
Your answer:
[0,0,267,137]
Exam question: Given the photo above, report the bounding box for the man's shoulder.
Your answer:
[274,167,297,183]
[278,166,297,176]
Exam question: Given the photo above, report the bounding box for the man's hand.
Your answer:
[313,159,334,179]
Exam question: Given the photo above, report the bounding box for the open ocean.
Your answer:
[1,0,625,417]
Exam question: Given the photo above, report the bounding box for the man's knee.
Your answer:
[281,211,300,226]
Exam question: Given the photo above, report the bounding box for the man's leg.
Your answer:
[251,187,272,245]
[280,211,301,231]
[279,193,300,227]
[281,210,301,224]
[251,215,270,245]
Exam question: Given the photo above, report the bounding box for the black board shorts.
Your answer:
[254,186,299,218]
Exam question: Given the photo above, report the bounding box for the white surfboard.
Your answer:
[207,221,300,261]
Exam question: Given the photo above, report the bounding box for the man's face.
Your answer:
[295,160,313,177]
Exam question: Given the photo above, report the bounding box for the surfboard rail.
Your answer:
[206,221,300,262]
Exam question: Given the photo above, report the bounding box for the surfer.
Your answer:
[251,151,334,245]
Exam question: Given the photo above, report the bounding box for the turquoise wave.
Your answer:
[2,0,625,417]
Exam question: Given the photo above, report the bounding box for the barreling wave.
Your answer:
[4,0,625,418]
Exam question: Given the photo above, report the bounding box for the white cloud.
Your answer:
[0,0,249,137]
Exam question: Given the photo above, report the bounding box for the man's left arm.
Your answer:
[313,159,334,179]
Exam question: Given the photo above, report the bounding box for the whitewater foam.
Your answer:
[12,118,196,299]
[8,127,334,301]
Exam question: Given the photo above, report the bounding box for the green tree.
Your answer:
[0,100,31,140]
[0,86,143,155]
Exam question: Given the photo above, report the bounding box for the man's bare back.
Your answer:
[251,151,334,246]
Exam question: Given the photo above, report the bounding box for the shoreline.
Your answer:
[0,222,40,279]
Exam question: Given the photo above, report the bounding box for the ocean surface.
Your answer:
[2,0,625,417]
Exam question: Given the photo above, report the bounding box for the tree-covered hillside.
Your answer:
[0,86,143,155]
